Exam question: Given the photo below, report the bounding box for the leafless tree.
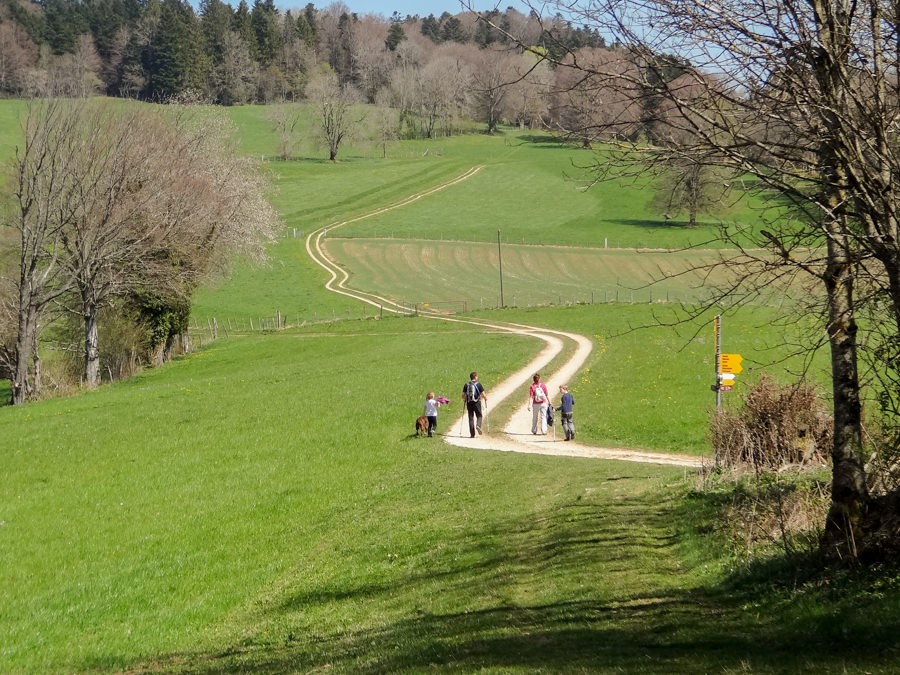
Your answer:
[476,0,900,558]
[2,100,279,395]
[469,48,521,133]
[549,47,643,147]
[418,51,472,138]
[647,74,736,226]
[268,103,303,159]
[1,100,80,403]
[371,93,401,157]
[505,55,552,129]
[307,69,364,161]
[0,17,38,96]
[351,17,393,103]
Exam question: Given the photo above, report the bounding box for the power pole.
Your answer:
[497,229,504,308]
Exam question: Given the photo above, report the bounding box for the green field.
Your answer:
[2,100,897,673]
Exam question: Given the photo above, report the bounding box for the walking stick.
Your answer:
[484,401,489,433]
[459,408,466,437]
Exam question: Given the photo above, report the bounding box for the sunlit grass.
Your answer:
[4,99,896,675]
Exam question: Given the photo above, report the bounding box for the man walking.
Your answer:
[461,371,487,438]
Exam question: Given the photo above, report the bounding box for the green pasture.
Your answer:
[483,303,832,455]
[0,99,25,163]
[323,238,762,309]
[6,98,899,673]
[328,136,738,250]
[193,120,786,324]
[227,104,774,250]
[3,318,897,673]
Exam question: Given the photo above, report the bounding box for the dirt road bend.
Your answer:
[305,168,704,470]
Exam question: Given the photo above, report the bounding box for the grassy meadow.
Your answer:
[3,99,899,672]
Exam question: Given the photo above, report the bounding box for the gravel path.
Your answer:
[306,168,706,470]
[443,322,705,469]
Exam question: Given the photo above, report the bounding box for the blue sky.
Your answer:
[283,1,520,20]
[347,0,466,17]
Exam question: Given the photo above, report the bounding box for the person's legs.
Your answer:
[428,415,437,437]
[531,404,541,434]
[562,413,573,440]
[467,401,476,437]
[539,402,549,434]
[474,401,483,434]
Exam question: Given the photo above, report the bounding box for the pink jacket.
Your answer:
[530,383,549,404]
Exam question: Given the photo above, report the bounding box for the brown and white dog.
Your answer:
[415,416,429,437]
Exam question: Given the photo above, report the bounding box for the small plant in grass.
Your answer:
[710,373,832,471]
[700,471,831,560]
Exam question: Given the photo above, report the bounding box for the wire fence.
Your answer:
[188,287,787,346]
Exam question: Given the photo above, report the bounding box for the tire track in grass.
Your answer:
[305,166,704,468]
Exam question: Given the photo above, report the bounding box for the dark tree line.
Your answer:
[0,0,605,105]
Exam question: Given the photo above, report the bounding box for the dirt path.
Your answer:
[306,168,704,470]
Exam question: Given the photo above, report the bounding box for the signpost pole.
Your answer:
[714,315,722,409]
[713,315,744,407]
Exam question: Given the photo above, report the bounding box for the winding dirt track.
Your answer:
[305,168,704,469]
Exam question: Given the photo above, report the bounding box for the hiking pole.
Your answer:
[484,401,489,433]
[458,410,465,437]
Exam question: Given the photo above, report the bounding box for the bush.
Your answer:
[710,374,832,470]
[701,472,831,559]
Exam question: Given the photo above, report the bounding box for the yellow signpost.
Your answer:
[719,353,743,374]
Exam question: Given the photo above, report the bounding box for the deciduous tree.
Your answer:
[485,0,900,558]
[3,100,278,395]
[2,100,79,403]
[307,69,363,160]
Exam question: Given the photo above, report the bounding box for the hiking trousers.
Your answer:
[561,412,575,440]
[466,400,483,437]
[531,402,548,434]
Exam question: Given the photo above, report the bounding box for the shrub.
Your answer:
[710,374,832,470]
[707,473,831,559]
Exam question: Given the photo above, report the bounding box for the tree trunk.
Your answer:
[822,235,869,558]
[31,328,41,396]
[83,304,100,388]
[12,296,37,405]
[179,330,191,355]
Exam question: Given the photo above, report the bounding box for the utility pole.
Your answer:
[497,229,504,308]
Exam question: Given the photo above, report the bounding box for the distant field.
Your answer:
[192,119,797,324]
[326,238,750,309]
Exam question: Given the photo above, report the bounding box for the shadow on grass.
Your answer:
[125,490,900,674]
[607,218,713,232]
